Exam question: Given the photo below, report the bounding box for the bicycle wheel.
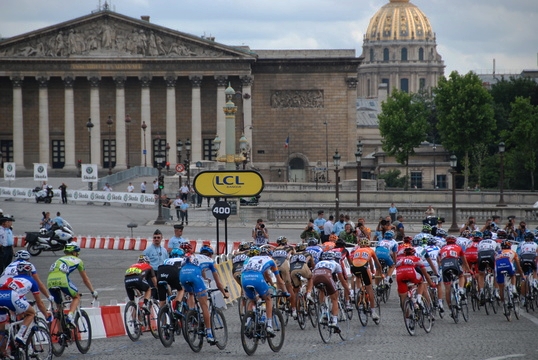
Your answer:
[157,305,174,347]
[50,311,66,357]
[279,298,290,326]
[74,310,92,354]
[337,301,350,341]
[317,294,332,343]
[383,283,391,303]
[503,288,512,321]
[483,285,491,315]
[450,287,459,324]
[461,299,470,322]
[240,311,258,355]
[25,325,52,360]
[124,301,141,342]
[238,295,247,321]
[184,309,203,353]
[296,294,306,330]
[268,309,285,352]
[513,296,521,320]
[147,301,160,339]
[211,308,228,350]
[357,291,369,326]
[422,305,433,333]
[403,299,416,336]
[308,296,318,328]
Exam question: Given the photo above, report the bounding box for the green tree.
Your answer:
[378,169,407,188]
[434,71,495,190]
[502,96,538,190]
[378,89,429,189]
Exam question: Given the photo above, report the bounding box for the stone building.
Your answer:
[0,9,360,183]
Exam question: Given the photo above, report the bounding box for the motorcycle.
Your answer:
[240,195,260,206]
[25,220,75,256]
[33,186,54,203]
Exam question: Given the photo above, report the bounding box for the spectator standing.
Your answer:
[40,212,53,231]
[58,183,68,204]
[339,223,357,245]
[126,182,134,207]
[0,215,15,274]
[143,229,169,269]
[393,214,405,240]
[356,218,371,240]
[333,214,346,236]
[140,181,147,193]
[172,195,183,221]
[179,200,189,226]
[168,224,187,251]
[189,185,196,205]
[153,180,159,195]
[424,205,435,217]
[102,183,112,206]
[314,210,326,238]
[300,220,320,241]
[52,212,64,227]
[180,183,189,202]
[460,216,479,233]
[389,203,398,222]
[322,215,334,243]
[515,221,527,243]
[252,218,269,246]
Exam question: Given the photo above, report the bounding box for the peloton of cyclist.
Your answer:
[124,255,157,311]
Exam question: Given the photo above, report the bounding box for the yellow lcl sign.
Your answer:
[193,170,264,197]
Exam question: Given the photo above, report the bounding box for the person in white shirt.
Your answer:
[322,215,334,243]
[140,181,147,193]
[102,183,112,206]
[172,195,183,221]
[180,184,189,202]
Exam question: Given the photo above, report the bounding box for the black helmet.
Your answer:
[524,232,535,241]
[497,229,508,239]
[501,240,512,250]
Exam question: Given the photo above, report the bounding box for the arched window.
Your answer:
[289,157,305,170]
[369,48,374,62]
[383,48,389,62]
[401,48,408,61]
[418,47,424,61]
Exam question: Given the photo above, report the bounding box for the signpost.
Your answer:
[195,170,264,255]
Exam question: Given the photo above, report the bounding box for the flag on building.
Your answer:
[284,136,289,148]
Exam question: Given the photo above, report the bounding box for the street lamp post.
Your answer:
[86,118,94,191]
[239,133,250,170]
[106,115,113,175]
[165,142,170,175]
[177,139,183,188]
[155,146,165,225]
[448,155,459,233]
[185,138,191,185]
[333,150,341,218]
[125,114,131,169]
[355,140,363,206]
[323,121,329,183]
[497,141,507,207]
[433,143,437,189]
[141,121,147,167]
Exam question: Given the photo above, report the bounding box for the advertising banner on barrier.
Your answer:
[3,162,15,181]
[33,163,48,182]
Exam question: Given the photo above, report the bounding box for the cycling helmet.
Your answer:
[446,235,457,244]
[239,241,251,251]
[384,230,395,240]
[295,243,307,252]
[524,232,535,241]
[64,242,80,253]
[179,242,193,253]
[359,237,370,247]
[320,251,336,261]
[436,229,447,238]
[412,234,423,247]
[138,255,150,263]
[249,246,260,257]
[422,224,432,233]
[403,236,412,244]
[16,261,33,275]
[334,239,346,249]
[260,247,273,256]
[169,248,185,258]
[471,230,483,238]
[333,251,342,260]
[200,245,214,256]
[500,240,512,250]
[482,230,493,239]
[328,234,338,242]
[426,237,437,246]
[39,228,48,236]
[461,230,471,238]
[403,247,416,256]
[276,236,288,246]
[307,238,318,247]
[14,250,31,261]
[496,229,507,239]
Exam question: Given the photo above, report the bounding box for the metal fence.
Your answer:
[97,166,158,190]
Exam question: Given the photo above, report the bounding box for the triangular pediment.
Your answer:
[0,10,256,60]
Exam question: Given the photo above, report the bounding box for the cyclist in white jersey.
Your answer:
[423,236,444,312]
[519,232,538,304]
[477,233,501,300]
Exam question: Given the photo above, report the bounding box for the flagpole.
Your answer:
[287,133,290,182]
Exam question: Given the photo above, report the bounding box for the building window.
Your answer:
[369,48,374,62]
[367,79,371,97]
[419,78,426,90]
[103,139,116,170]
[203,138,214,161]
[383,48,389,62]
[51,140,65,169]
[0,140,13,166]
[436,174,447,189]
[400,78,409,93]
[410,171,422,189]
[401,47,408,61]
[419,47,424,61]
[382,78,390,94]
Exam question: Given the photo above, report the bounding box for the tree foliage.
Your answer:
[378,169,407,188]
[434,71,496,190]
[378,89,429,189]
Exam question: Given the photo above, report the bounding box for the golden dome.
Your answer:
[365,0,434,42]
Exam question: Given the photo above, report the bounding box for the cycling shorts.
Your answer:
[396,266,423,294]
[477,250,495,272]
[350,264,372,287]
[124,275,151,301]
[242,271,271,300]
[48,274,79,303]
[375,247,394,267]
[495,258,514,284]
[157,266,182,302]
[180,267,207,297]
[312,268,337,296]
[441,258,462,283]
[290,264,312,288]
[520,254,537,274]
[277,260,291,285]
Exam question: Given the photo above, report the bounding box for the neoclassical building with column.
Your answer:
[0,9,360,182]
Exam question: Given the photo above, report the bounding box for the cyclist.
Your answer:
[332,239,352,310]
[157,248,186,308]
[434,228,448,248]
[312,251,350,329]
[304,238,323,301]
[273,236,297,318]
[124,255,157,311]
[495,240,525,305]
[519,232,538,305]
[232,242,251,285]
[396,247,436,310]
[0,250,54,303]
[397,236,413,258]
[289,243,315,300]
[321,234,338,252]
[439,235,471,314]
[456,230,472,251]
[350,237,382,321]
[424,236,444,313]
[47,242,98,325]
[179,242,228,345]
[477,230,501,302]
[375,230,398,286]
[241,246,288,336]
[0,262,51,347]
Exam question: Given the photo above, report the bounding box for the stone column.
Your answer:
[11,76,25,169]
[89,76,102,167]
[114,76,127,170]
[63,76,76,170]
[165,76,177,164]
[215,76,227,157]
[189,75,202,162]
[346,77,358,162]
[240,75,253,155]
[37,76,50,166]
[140,76,152,166]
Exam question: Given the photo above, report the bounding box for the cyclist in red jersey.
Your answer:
[396,247,436,309]
[439,235,471,310]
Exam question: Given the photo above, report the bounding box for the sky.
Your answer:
[0,0,536,75]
